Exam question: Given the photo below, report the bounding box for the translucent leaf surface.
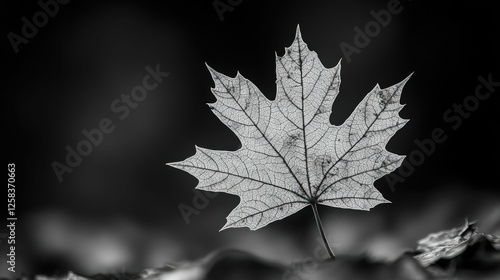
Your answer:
[168,26,411,231]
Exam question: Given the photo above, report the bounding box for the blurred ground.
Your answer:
[3,184,498,277]
[23,224,500,280]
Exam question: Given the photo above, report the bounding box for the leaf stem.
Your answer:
[311,202,336,260]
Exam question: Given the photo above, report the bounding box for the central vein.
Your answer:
[297,38,313,199]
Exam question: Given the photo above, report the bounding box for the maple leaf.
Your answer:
[168,26,411,257]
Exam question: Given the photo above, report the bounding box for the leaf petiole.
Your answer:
[311,202,336,260]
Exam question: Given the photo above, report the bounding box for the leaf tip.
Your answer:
[295,24,301,34]
[294,24,303,41]
[220,223,231,232]
[165,160,181,168]
[235,70,243,79]
[206,102,216,109]
[193,144,203,153]
[205,62,214,72]
[400,72,414,85]
[205,63,219,77]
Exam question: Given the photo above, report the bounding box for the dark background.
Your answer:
[2,0,499,277]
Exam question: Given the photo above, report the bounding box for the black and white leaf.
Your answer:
[168,26,411,231]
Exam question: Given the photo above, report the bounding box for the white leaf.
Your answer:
[168,26,411,231]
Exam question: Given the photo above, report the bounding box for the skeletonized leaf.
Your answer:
[168,26,411,231]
